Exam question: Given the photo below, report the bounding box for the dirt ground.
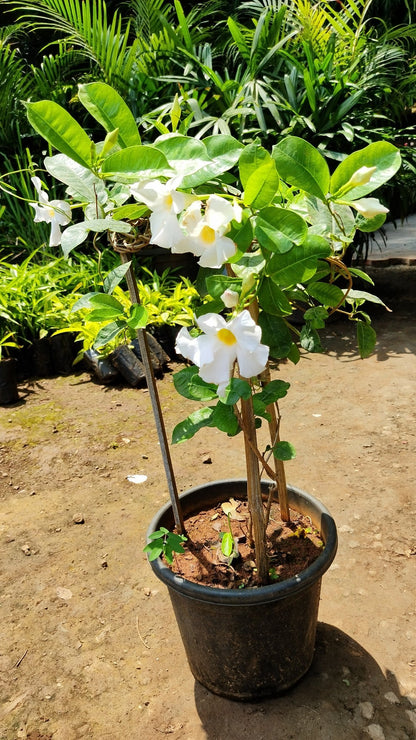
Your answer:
[1,265,416,740]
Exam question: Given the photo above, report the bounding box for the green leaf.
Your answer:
[101,146,172,182]
[255,206,308,253]
[355,212,386,233]
[143,541,163,561]
[127,305,148,329]
[173,366,218,401]
[303,306,328,328]
[44,154,101,201]
[300,324,322,353]
[258,312,293,359]
[180,135,243,187]
[258,278,293,316]
[357,321,376,359]
[205,274,242,299]
[26,100,92,168]
[221,532,234,558]
[330,142,401,200]
[253,379,290,406]
[88,307,124,322]
[172,407,215,443]
[239,141,271,189]
[228,217,254,254]
[60,223,89,256]
[111,204,149,220]
[78,82,141,149]
[268,236,331,288]
[155,135,210,174]
[306,281,345,308]
[211,402,239,436]
[273,441,296,461]
[163,532,187,563]
[93,320,125,348]
[272,136,330,200]
[221,378,252,405]
[83,218,131,234]
[103,263,131,294]
[346,289,388,308]
[89,294,125,311]
[243,161,280,209]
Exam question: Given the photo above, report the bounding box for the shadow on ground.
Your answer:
[194,623,416,740]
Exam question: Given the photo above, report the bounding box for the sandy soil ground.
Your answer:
[1,266,416,740]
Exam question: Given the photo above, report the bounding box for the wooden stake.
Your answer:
[240,392,269,584]
[120,254,185,534]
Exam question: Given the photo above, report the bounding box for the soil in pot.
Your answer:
[166,498,323,589]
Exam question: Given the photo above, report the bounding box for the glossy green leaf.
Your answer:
[180,135,243,187]
[258,312,293,359]
[268,236,331,288]
[211,402,239,435]
[61,223,89,256]
[101,146,172,182]
[355,212,387,233]
[93,320,125,348]
[306,281,345,307]
[272,136,330,199]
[243,161,280,209]
[300,324,322,353]
[78,82,141,149]
[172,407,215,443]
[88,306,124,322]
[239,141,271,189]
[103,263,131,294]
[330,142,401,200]
[221,378,252,405]
[44,154,101,201]
[357,321,376,358]
[155,135,210,175]
[255,206,307,253]
[254,380,290,406]
[257,278,293,316]
[173,366,218,401]
[89,293,125,311]
[127,304,148,329]
[205,274,242,299]
[26,100,92,168]
[273,441,296,461]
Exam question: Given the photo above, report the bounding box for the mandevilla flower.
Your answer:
[175,310,269,396]
[349,197,389,219]
[29,176,71,247]
[130,179,192,251]
[175,195,242,269]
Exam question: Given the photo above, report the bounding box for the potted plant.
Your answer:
[0,332,20,404]
[18,81,400,699]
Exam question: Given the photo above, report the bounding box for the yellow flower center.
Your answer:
[200,225,216,244]
[164,194,173,208]
[217,328,237,346]
[47,206,56,218]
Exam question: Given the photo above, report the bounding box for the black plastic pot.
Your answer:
[0,358,19,404]
[147,479,337,701]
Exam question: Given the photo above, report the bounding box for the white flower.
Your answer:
[29,176,71,247]
[221,289,239,308]
[175,195,242,268]
[130,179,193,251]
[175,310,269,396]
[130,179,187,214]
[350,197,389,219]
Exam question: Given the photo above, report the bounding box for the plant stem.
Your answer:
[240,392,269,585]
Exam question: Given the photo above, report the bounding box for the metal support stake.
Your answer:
[120,253,185,533]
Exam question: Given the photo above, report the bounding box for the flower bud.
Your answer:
[221,289,239,308]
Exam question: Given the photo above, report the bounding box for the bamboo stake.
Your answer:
[120,253,185,534]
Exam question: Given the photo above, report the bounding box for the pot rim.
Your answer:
[147,479,337,605]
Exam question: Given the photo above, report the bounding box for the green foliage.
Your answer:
[144,527,187,564]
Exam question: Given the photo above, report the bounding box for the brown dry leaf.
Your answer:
[221,498,246,521]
